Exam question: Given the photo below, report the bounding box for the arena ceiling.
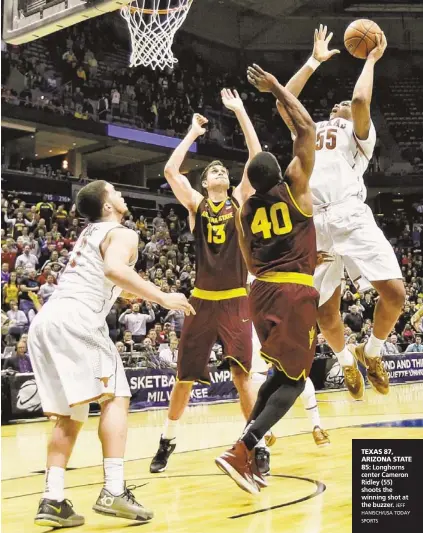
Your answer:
[183,0,423,50]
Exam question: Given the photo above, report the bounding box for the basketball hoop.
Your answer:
[121,0,194,70]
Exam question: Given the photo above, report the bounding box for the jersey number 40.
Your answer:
[251,202,293,239]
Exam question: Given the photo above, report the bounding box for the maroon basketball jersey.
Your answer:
[194,197,247,291]
[236,182,317,277]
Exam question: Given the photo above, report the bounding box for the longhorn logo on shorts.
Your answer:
[309,326,316,349]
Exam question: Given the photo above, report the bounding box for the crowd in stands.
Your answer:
[0,193,220,372]
[2,188,423,378]
[2,16,422,174]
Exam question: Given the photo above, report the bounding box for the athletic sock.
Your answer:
[365,334,384,358]
[334,346,355,367]
[300,379,321,429]
[43,466,65,502]
[103,458,124,496]
[255,437,267,449]
[162,418,178,440]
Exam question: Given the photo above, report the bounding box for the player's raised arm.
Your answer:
[351,32,387,140]
[221,88,262,203]
[102,228,195,315]
[273,25,339,134]
[286,25,340,98]
[248,64,315,186]
[163,114,207,213]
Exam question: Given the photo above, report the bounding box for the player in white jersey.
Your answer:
[273,26,405,399]
[28,180,194,528]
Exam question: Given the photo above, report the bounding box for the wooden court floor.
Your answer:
[2,383,423,533]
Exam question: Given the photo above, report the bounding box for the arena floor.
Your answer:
[2,383,423,533]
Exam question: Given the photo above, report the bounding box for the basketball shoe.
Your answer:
[348,342,389,395]
[35,498,85,528]
[255,447,270,476]
[150,436,176,473]
[93,485,153,522]
[312,426,330,447]
[253,449,269,487]
[215,441,260,495]
[342,358,365,400]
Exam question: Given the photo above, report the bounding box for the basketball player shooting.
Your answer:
[150,91,272,475]
[277,25,405,399]
[216,65,318,494]
[28,181,194,528]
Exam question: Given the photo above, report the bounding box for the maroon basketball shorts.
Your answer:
[177,294,252,384]
[249,280,319,379]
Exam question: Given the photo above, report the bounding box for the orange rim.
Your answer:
[124,0,192,15]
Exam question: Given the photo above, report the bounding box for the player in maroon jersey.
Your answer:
[150,89,266,474]
[215,65,318,494]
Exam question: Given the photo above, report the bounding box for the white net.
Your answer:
[121,0,193,70]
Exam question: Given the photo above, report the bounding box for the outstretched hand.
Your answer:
[312,24,340,63]
[247,64,278,93]
[162,293,196,316]
[221,88,244,112]
[367,32,387,63]
[191,113,208,136]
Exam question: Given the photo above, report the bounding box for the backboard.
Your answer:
[2,0,124,45]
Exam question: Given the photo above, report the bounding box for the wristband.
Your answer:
[306,56,321,72]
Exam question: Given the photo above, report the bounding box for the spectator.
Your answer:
[19,269,40,315]
[315,333,331,356]
[15,245,38,272]
[6,301,28,340]
[115,341,125,356]
[405,334,423,353]
[4,212,33,240]
[122,330,135,353]
[402,323,415,345]
[159,338,179,368]
[381,334,401,355]
[3,340,33,373]
[343,305,364,333]
[164,308,185,335]
[3,272,19,307]
[38,274,57,302]
[35,197,54,230]
[152,212,164,233]
[1,243,17,271]
[119,303,155,343]
[1,263,10,287]
[361,292,375,320]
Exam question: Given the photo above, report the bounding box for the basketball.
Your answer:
[344,19,382,59]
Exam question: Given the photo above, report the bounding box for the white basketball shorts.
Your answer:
[313,198,402,307]
[28,299,130,421]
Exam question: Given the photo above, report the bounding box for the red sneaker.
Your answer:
[215,441,260,495]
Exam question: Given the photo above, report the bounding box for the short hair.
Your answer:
[200,160,226,184]
[76,180,108,222]
[247,152,282,193]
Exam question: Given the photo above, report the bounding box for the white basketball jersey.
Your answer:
[50,222,134,318]
[310,118,376,206]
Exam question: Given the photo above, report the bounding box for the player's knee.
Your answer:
[377,279,406,311]
[318,305,340,330]
[231,367,250,389]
